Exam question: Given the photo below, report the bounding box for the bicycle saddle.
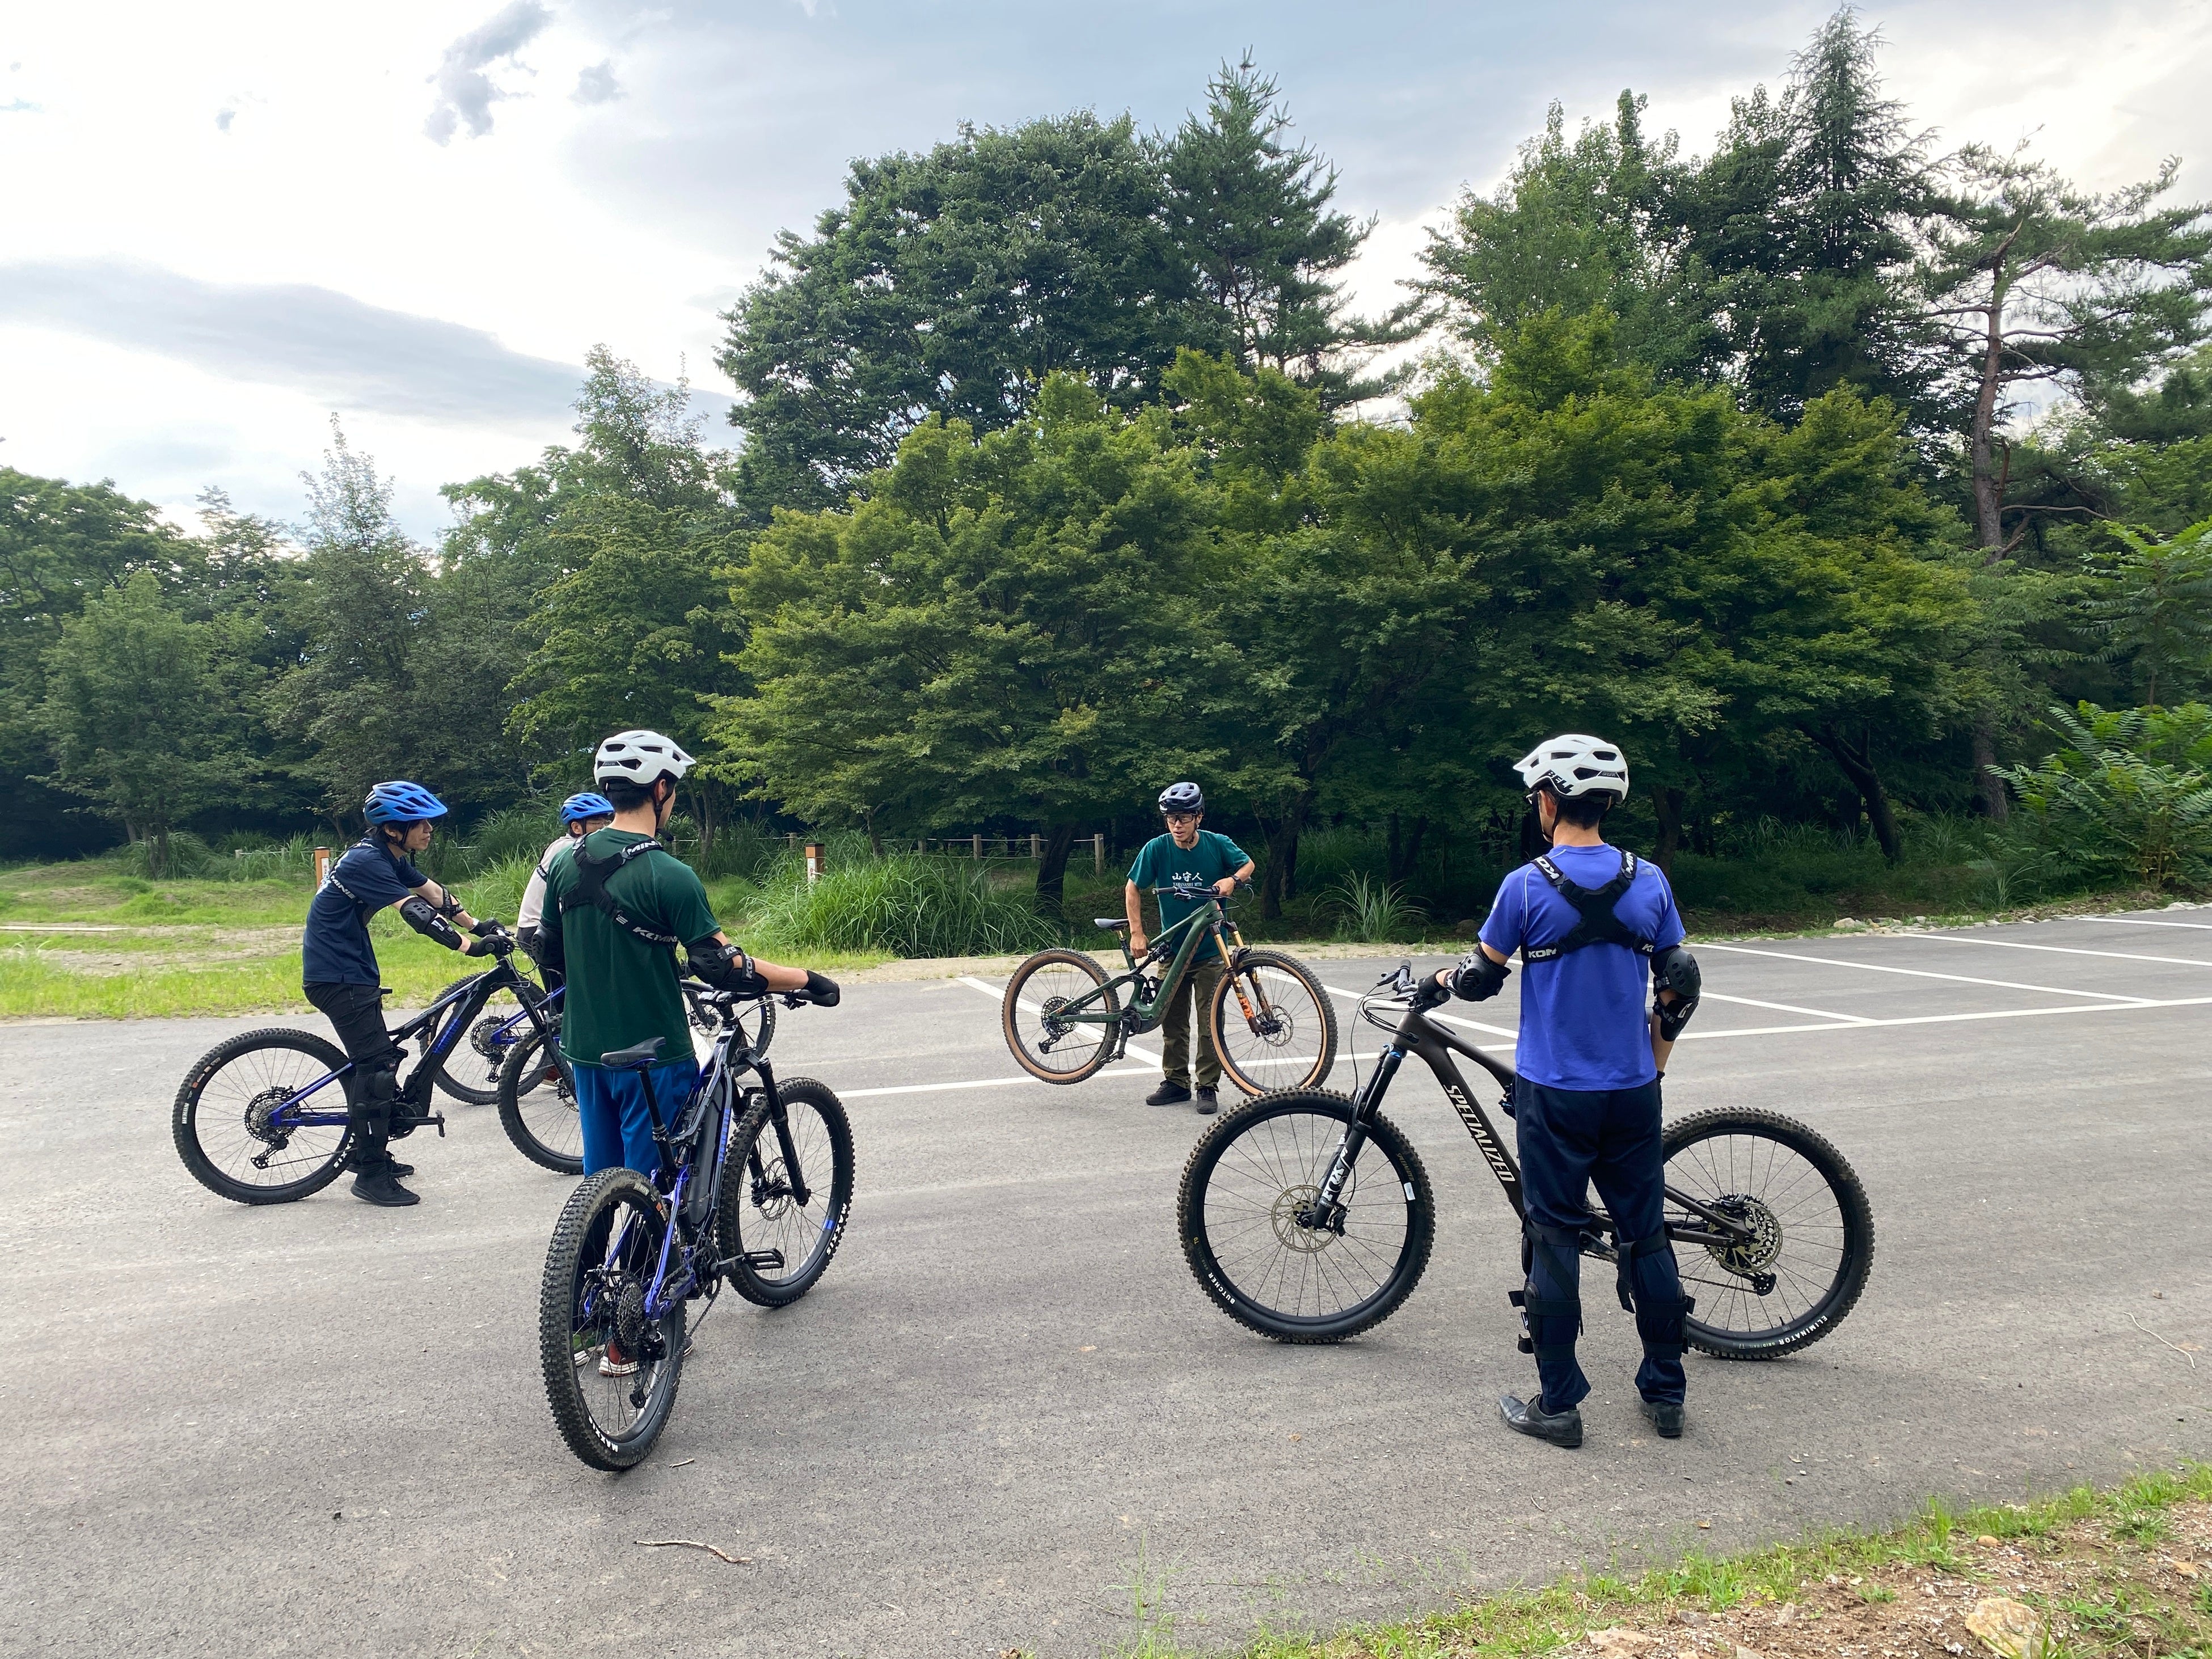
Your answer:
[601,1036,667,1070]
[1095,917,1130,932]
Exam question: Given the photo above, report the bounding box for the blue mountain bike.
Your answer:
[538,980,852,1471]
[172,926,552,1203]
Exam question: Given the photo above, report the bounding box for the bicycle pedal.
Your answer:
[738,1249,786,1272]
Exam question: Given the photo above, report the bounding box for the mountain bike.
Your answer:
[538,979,852,1471]
[172,925,548,1204]
[1001,882,1337,1096]
[1177,963,1873,1357]
[494,981,775,1174]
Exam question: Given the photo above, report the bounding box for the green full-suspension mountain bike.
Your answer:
[1000,882,1337,1096]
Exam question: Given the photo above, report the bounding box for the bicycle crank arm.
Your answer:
[390,1112,448,1137]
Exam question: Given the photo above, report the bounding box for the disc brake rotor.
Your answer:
[1269,1183,1339,1252]
[1704,1194,1783,1277]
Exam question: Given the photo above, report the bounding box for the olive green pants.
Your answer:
[1159,956,1225,1090]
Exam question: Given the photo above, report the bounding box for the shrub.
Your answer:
[1324,872,1427,942]
[1998,702,2212,890]
[746,851,1055,959]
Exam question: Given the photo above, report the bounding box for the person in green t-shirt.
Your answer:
[535,729,842,1181]
[1124,781,1255,1115]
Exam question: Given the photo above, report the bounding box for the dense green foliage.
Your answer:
[5,17,2210,949]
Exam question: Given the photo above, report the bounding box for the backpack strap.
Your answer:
[1521,850,1653,961]
[559,838,685,954]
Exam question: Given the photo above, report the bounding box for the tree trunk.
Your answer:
[1809,725,1904,861]
[1256,796,1309,921]
[152,824,170,880]
[1972,715,2009,822]
[1653,786,1686,877]
[1385,813,1428,888]
[1033,822,1079,919]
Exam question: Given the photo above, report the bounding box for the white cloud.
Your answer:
[425,0,553,143]
[572,59,621,104]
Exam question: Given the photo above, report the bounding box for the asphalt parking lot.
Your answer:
[6,909,2210,1658]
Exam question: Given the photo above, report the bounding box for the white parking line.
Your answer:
[958,974,1162,1064]
[1904,934,2212,970]
[1696,942,2152,1003]
[2067,915,2212,931]
[1701,991,1873,1023]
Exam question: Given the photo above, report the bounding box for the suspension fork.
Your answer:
[746,1062,813,1208]
[1214,919,1264,1025]
[1297,1047,1404,1229]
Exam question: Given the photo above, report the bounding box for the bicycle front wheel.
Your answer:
[1662,1107,1873,1360]
[497,1028,583,1174]
[173,1028,357,1204]
[539,1167,687,1471]
[718,1078,855,1307]
[1001,949,1121,1084]
[1179,1090,1434,1343]
[1208,948,1337,1096]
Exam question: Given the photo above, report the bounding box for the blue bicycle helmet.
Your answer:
[362,781,449,826]
[560,792,615,824]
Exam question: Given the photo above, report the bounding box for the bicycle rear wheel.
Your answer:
[539,1167,687,1471]
[173,1028,357,1204]
[1662,1107,1873,1360]
[430,976,540,1105]
[497,1028,583,1174]
[1179,1090,1435,1343]
[1001,949,1121,1084]
[718,1078,855,1307]
[1208,948,1337,1096]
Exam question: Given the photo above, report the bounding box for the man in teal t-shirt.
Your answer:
[1124,782,1255,1115]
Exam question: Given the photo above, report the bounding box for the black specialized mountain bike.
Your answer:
[1001,882,1337,1096]
[1178,964,1873,1357]
[492,980,775,1173]
[538,979,852,1471]
[172,925,551,1203]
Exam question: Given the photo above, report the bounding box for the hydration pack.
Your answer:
[1520,850,1654,962]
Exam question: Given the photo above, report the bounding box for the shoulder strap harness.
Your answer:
[1521,850,1653,962]
[559,838,683,953]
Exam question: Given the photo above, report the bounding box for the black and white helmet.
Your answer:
[1514,733,1630,801]
[594,729,695,788]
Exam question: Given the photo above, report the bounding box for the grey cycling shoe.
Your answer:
[1640,1396,1685,1438]
[1498,1392,1582,1448]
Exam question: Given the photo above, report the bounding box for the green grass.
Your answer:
[1082,1464,2211,1659]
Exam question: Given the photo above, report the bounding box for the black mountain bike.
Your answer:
[1001,883,1336,1095]
[493,980,775,1174]
[172,925,548,1204]
[1177,964,1873,1357]
[538,980,852,1471]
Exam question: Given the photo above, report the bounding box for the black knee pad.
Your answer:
[1510,1221,1585,1360]
[1616,1231,1695,1354]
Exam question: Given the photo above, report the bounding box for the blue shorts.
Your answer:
[571,1058,699,1178]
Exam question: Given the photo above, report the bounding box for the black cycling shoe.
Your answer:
[1146,1082,1192,1106]
[378,1154,415,1179]
[351,1163,420,1208]
[1498,1392,1583,1449]
[1639,1396,1685,1438]
[1194,1087,1219,1115]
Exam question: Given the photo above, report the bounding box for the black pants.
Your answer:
[305,982,402,1169]
[1514,1077,1689,1413]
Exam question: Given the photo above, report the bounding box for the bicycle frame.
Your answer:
[1053,888,1248,1039]
[1311,976,1759,1259]
[260,957,547,1139]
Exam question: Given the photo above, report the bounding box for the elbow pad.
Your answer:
[689,942,767,996]
[1652,944,1701,1040]
[399,896,465,951]
[1449,949,1510,1002]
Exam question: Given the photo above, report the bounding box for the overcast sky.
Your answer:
[3,0,2207,538]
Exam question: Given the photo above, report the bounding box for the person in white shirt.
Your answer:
[517,792,615,983]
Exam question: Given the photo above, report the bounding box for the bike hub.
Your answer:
[1706,1194,1783,1286]
[242,1086,292,1147]
[610,1276,649,1354]
[1274,1185,1345,1249]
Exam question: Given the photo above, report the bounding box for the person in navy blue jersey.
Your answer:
[302,781,500,1208]
[1430,734,1704,1447]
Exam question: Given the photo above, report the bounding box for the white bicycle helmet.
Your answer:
[1514,733,1630,801]
[593,729,695,787]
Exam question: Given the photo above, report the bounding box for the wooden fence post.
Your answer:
[1092,833,1104,873]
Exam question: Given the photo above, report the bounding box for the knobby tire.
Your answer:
[539,1167,687,1471]
[1001,949,1121,1084]
[173,1028,357,1205]
[717,1077,855,1307]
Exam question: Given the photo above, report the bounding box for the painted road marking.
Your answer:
[1696,942,2152,1003]
[960,974,1162,1065]
[1906,933,2212,970]
[2066,915,2212,931]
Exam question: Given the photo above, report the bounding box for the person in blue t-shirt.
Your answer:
[302,780,501,1208]
[1429,734,1704,1449]
[1124,782,1255,1115]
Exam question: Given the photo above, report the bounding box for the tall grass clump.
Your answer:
[748,852,1054,959]
[1323,871,1427,942]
